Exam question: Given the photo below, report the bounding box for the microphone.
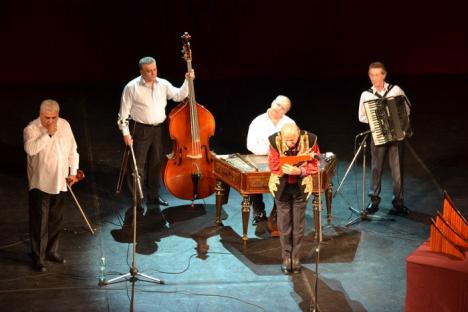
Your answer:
[356,129,373,137]
[311,152,321,160]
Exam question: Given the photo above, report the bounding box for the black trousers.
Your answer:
[128,122,164,204]
[250,194,265,215]
[29,189,65,264]
[275,184,307,261]
[370,139,404,203]
[251,194,276,216]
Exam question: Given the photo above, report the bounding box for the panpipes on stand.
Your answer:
[429,191,468,260]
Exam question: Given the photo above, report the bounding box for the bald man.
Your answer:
[246,95,295,225]
[268,123,320,274]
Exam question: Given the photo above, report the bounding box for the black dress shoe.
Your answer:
[148,196,169,206]
[365,202,379,214]
[33,261,47,272]
[281,257,292,275]
[47,253,67,264]
[158,196,169,206]
[292,258,302,274]
[389,205,411,215]
[252,212,268,226]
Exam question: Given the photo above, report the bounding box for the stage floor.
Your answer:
[1,76,467,311]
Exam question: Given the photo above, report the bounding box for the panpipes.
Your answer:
[279,155,313,167]
[430,221,465,260]
[442,191,468,239]
[429,191,468,260]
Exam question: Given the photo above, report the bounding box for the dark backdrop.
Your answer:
[2,0,468,84]
[2,0,468,180]
[0,0,468,229]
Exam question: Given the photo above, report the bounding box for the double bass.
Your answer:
[162,33,216,201]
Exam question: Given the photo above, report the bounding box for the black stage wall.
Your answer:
[1,0,468,84]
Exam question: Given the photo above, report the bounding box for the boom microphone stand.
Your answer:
[103,143,164,286]
[334,131,392,226]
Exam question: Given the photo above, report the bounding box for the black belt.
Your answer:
[134,121,162,128]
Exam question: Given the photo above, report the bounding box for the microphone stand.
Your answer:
[334,131,392,226]
[310,157,323,312]
[103,143,164,286]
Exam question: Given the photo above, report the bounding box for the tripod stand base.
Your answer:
[102,267,165,285]
[346,206,394,227]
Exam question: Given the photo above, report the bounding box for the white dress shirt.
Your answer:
[246,112,295,155]
[24,117,79,194]
[358,82,410,123]
[118,76,189,136]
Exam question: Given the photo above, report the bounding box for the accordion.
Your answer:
[364,95,412,146]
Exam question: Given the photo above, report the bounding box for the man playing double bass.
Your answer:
[117,56,195,215]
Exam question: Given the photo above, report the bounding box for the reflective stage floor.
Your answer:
[1,75,467,311]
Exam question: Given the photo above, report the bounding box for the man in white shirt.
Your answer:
[118,56,194,213]
[24,99,79,272]
[246,95,295,225]
[358,62,411,215]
